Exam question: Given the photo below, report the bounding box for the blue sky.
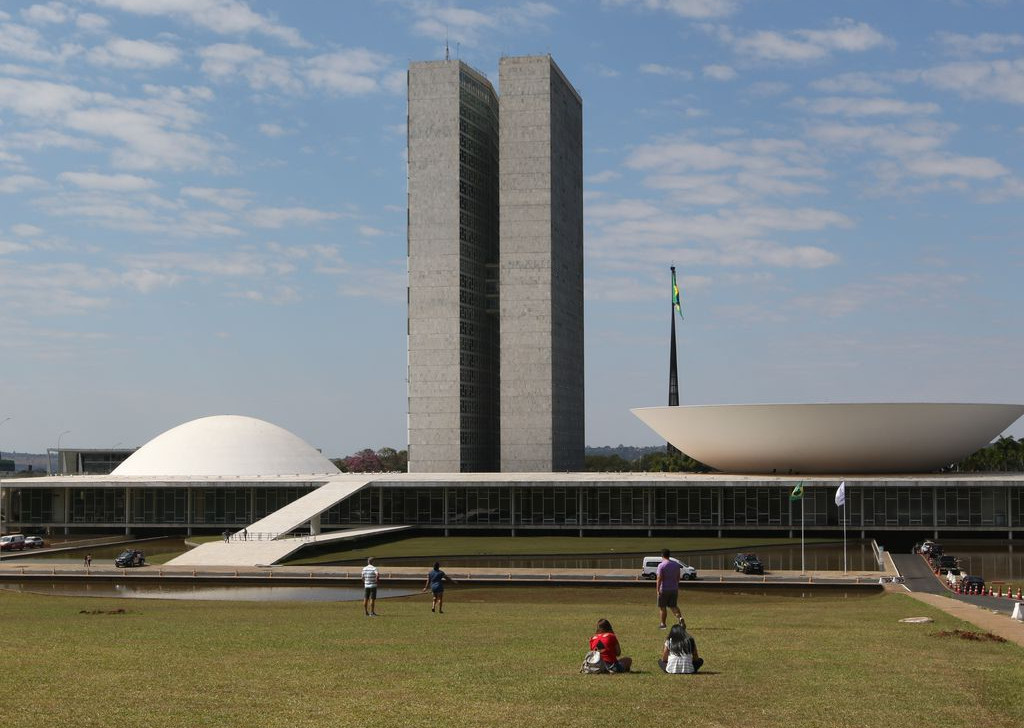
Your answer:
[2,0,1024,457]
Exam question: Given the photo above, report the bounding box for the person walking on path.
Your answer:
[422,561,455,613]
[656,548,684,629]
[84,553,92,568]
[362,557,380,616]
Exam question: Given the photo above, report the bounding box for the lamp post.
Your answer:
[56,430,70,475]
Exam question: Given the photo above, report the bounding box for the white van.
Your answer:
[640,556,697,581]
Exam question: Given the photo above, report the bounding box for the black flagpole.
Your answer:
[668,266,680,454]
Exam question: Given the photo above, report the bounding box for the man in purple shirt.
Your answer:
[656,548,684,629]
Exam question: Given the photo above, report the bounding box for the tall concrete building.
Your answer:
[407,55,583,473]
[498,56,584,472]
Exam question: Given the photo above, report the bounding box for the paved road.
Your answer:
[890,552,1021,615]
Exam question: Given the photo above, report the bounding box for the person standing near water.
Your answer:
[362,557,380,616]
[422,561,455,613]
[656,548,683,629]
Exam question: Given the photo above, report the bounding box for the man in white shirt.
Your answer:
[362,556,380,616]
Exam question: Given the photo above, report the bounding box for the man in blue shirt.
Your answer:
[656,549,684,629]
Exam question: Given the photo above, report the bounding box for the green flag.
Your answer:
[789,481,804,502]
[672,268,683,319]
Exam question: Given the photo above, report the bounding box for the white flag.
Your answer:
[835,481,846,507]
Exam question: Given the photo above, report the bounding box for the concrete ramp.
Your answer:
[243,477,373,538]
[168,525,411,566]
[166,476,407,567]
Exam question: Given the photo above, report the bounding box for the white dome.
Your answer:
[632,403,1024,474]
[112,415,340,477]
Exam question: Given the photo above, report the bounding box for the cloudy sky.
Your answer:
[2,0,1024,457]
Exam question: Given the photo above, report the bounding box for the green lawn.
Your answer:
[286,534,835,564]
[3,586,1021,728]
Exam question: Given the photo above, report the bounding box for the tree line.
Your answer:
[332,436,1024,474]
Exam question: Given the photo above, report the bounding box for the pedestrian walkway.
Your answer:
[166,525,410,566]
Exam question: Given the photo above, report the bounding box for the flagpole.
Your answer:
[843,501,847,573]
[801,493,805,574]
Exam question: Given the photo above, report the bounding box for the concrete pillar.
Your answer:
[124,486,131,535]
[310,513,321,535]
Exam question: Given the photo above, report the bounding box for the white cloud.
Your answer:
[731,19,886,62]
[918,59,1024,104]
[936,31,1024,57]
[799,96,940,116]
[0,239,31,254]
[11,223,44,236]
[903,154,1008,179]
[604,0,738,19]
[87,0,308,48]
[181,186,252,210]
[810,72,893,95]
[21,3,71,25]
[703,64,736,80]
[304,49,395,95]
[76,13,110,31]
[59,171,159,191]
[640,63,693,79]
[0,20,81,63]
[87,37,182,69]
[198,43,302,93]
[258,122,288,137]
[406,2,558,47]
[0,174,46,193]
[247,206,342,228]
[586,170,621,183]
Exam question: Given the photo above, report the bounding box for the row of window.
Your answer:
[9,485,1024,529]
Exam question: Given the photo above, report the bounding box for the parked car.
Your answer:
[734,553,764,575]
[23,536,45,549]
[0,534,26,551]
[962,574,985,593]
[640,556,698,581]
[114,550,146,568]
[917,540,941,555]
[936,555,958,574]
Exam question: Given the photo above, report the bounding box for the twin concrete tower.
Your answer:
[407,55,584,473]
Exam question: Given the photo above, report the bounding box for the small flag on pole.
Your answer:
[835,481,846,507]
[789,481,804,502]
[671,268,683,319]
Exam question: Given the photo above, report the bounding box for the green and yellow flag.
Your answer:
[789,481,804,502]
[672,268,683,319]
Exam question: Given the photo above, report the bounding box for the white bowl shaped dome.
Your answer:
[112,415,340,477]
[631,403,1024,475]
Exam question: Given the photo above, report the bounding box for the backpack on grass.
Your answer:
[580,649,610,674]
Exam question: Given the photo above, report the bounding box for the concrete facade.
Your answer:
[407,61,501,473]
[407,55,584,474]
[499,56,585,473]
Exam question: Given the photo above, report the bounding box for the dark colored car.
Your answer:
[936,555,958,574]
[734,553,764,575]
[114,550,146,568]
[962,575,985,593]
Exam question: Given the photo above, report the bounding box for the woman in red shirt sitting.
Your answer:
[589,618,632,672]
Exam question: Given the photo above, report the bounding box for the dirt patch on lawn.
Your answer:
[933,629,1007,643]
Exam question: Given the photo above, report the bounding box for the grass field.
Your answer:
[3,585,1022,728]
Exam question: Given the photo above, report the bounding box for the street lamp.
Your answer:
[56,430,70,475]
